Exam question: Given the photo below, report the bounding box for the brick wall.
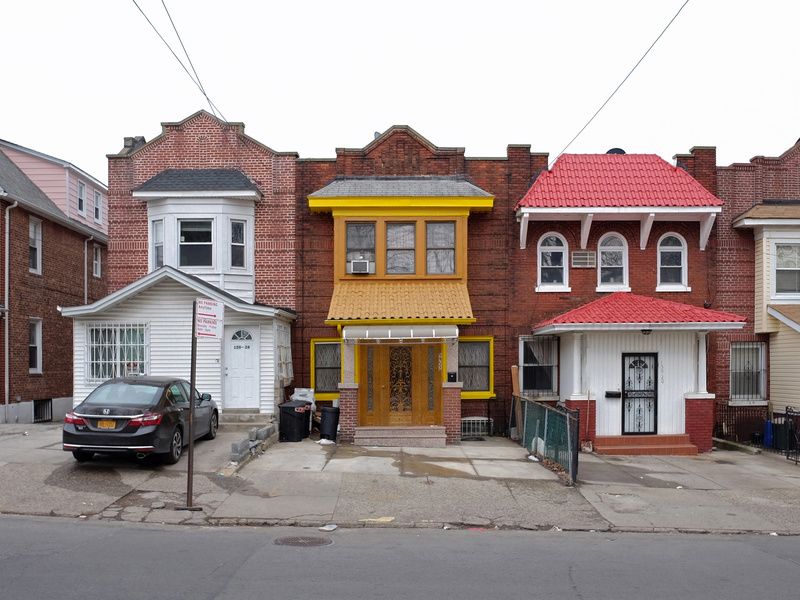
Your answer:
[442,384,462,443]
[0,203,107,405]
[337,384,358,443]
[107,111,298,309]
[565,399,596,443]
[685,396,715,452]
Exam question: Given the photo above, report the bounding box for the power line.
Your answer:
[130,0,226,120]
[160,0,226,121]
[550,0,691,167]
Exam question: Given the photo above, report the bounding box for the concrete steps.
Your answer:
[594,434,698,456]
[354,426,447,448]
[220,409,273,432]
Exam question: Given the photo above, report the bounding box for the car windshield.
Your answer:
[83,382,162,407]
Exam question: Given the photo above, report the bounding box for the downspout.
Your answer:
[83,236,94,304]
[3,196,18,419]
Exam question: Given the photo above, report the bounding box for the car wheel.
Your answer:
[163,428,183,465]
[72,450,94,462]
[203,412,218,440]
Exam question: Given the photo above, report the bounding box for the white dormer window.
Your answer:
[179,220,213,267]
[152,219,164,269]
[597,232,630,292]
[536,233,570,292]
[776,244,800,295]
[231,220,246,269]
[77,182,86,214]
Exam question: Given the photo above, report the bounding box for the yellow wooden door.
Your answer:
[358,344,442,426]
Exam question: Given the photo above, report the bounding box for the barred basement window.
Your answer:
[730,342,766,403]
[87,323,148,382]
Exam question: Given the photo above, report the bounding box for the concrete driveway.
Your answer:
[578,449,800,533]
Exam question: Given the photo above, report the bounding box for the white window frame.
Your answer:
[729,341,767,406]
[86,322,149,382]
[230,219,247,270]
[178,218,215,269]
[772,241,800,300]
[29,217,42,275]
[93,190,102,223]
[92,244,102,278]
[29,318,42,374]
[77,181,86,215]
[150,219,164,270]
[597,232,630,292]
[536,232,570,292]
[656,232,690,292]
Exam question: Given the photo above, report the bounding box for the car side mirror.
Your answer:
[200,393,212,402]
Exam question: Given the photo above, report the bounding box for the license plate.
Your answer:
[97,419,116,429]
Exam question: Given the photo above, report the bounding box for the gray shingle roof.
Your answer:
[134,169,259,193]
[309,176,492,198]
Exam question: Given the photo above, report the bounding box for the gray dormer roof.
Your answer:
[134,169,259,193]
[309,176,492,198]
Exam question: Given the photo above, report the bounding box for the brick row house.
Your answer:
[0,141,107,423]
[64,110,757,453]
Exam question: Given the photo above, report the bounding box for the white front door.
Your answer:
[224,326,260,409]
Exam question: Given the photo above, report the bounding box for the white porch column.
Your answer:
[696,331,708,394]
[570,332,584,398]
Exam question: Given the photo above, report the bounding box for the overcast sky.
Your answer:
[3,0,799,184]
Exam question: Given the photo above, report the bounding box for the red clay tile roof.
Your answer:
[516,154,723,209]
[533,293,745,330]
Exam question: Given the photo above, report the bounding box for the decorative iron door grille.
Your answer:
[622,353,657,434]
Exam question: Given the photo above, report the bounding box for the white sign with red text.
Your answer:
[195,298,224,339]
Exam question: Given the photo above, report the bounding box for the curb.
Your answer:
[712,437,762,455]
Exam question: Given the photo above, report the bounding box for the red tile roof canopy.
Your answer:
[515,154,723,251]
[517,154,723,209]
[533,293,745,334]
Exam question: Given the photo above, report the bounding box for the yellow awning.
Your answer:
[326,280,474,324]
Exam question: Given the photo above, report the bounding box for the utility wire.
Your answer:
[130,0,226,120]
[550,0,691,168]
[160,0,226,121]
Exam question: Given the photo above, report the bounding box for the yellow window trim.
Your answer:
[458,336,495,400]
[310,338,342,399]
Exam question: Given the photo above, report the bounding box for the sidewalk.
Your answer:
[3,423,800,534]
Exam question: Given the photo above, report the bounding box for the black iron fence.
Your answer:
[714,402,768,444]
[511,395,579,484]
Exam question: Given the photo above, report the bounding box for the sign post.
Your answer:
[177,298,223,512]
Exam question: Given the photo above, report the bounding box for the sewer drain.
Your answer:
[274,536,333,547]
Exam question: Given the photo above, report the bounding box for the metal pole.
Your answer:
[178,300,201,511]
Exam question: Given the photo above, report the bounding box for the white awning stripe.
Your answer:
[343,325,459,341]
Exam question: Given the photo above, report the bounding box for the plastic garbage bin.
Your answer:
[319,406,340,441]
[280,400,311,442]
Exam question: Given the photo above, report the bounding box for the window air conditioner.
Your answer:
[571,250,596,268]
[350,260,370,274]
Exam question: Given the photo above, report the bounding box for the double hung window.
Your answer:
[312,341,341,395]
[92,245,102,278]
[657,233,688,290]
[426,222,455,275]
[346,223,376,274]
[77,182,86,214]
[94,191,102,222]
[179,220,213,267]
[537,233,569,291]
[520,336,558,395]
[29,319,42,373]
[776,244,800,294]
[386,223,416,274]
[730,342,766,403]
[597,233,628,290]
[230,220,246,269]
[152,220,164,269]
[29,218,42,274]
[459,339,493,396]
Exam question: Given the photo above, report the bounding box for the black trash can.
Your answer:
[280,400,310,442]
[319,406,340,441]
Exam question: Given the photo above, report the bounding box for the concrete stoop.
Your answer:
[354,426,447,448]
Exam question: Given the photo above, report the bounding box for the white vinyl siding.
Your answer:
[70,279,289,413]
[769,323,800,415]
[583,331,696,436]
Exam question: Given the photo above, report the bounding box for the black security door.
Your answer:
[622,353,657,434]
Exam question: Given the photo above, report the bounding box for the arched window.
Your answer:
[597,233,629,291]
[536,233,570,292]
[657,233,689,291]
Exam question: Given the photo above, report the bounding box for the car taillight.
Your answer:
[129,413,162,427]
[64,412,86,426]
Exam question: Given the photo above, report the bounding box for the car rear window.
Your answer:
[84,382,162,407]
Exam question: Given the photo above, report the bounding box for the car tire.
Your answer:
[203,411,218,440]
[163,428,183,465]
[72,450,94,462]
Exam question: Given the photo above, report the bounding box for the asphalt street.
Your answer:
[1,516,799,600]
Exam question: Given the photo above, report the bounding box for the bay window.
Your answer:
[426,221,455,275]
[776,244,800,294]
[346,222,376,274]
[386,223,415,274]
[179,220,213,267]
[231,220,246,269]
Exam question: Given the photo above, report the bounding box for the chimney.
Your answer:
[120,136,147,155]
[674,146,717,196]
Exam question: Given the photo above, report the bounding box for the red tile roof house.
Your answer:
[515,153,745,454]
[0,143,107,424]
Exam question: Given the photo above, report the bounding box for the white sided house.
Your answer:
[61,168,296,416]
[61,266,295,414]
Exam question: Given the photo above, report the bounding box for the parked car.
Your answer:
[63,377,218,464]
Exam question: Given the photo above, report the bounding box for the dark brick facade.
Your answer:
[0,203,107,409]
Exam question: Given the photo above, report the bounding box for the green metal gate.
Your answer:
[515,395,579,484]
